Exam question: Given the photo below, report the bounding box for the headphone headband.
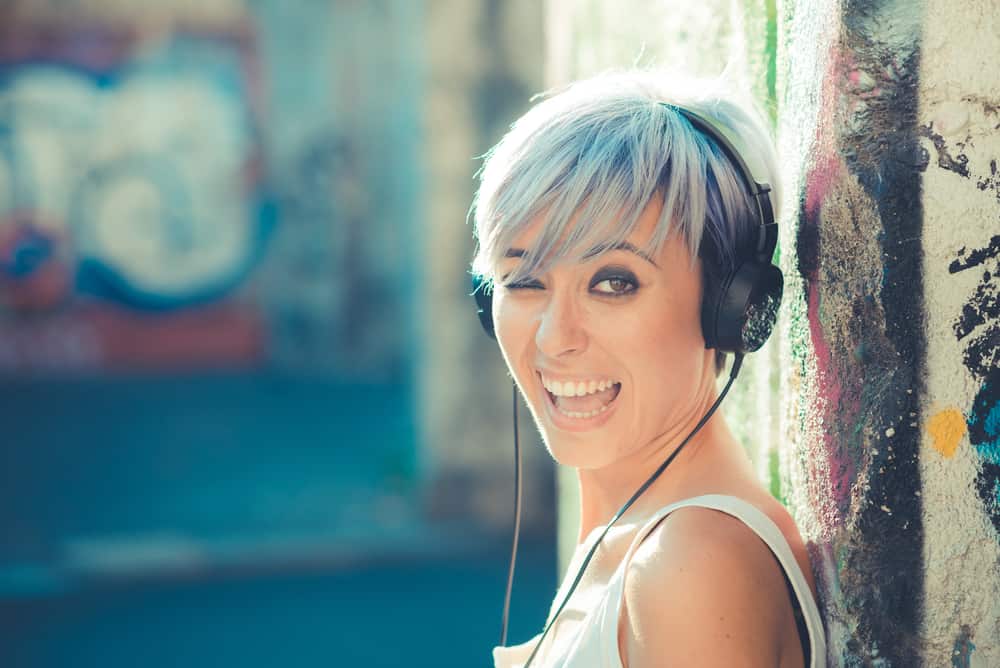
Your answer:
[665,104,777,263]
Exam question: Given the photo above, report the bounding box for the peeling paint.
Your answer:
[950,236,1000,537]
[950,235,1000,276]
[969,383,1000,536]
[918,0,1000,660]
[919,124,971,177]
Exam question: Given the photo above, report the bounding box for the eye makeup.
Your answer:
[589,265,639,296]
[499,263,641,294]
[504,277,545,290]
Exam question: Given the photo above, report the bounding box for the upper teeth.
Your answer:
[541,376,617,397]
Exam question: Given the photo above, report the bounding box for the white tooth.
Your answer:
[587,380,597,394]
[575,381,586,396]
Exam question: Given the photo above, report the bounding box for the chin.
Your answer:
[536,429,617,470]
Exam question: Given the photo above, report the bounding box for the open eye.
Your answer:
[590,267,638,296]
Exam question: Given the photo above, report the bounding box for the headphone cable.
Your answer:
[511,352,744,667]
[499,381,522,647]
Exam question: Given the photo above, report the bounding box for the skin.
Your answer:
[492,197,818,667]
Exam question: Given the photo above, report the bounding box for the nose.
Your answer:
[535,289,587,357]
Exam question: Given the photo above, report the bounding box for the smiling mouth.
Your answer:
[539,374,622,419]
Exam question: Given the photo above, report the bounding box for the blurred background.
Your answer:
[7,0,992,666]
[0,1,557,665]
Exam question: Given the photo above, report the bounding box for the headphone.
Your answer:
[471,105,782,355]
[471,103,783,659]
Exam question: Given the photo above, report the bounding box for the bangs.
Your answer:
[470,70,773,287]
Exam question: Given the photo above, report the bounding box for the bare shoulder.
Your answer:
[619,505,792,667]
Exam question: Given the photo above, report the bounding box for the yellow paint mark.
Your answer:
[928,408,967,458]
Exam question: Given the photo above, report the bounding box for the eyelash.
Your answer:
[592,274,638,296]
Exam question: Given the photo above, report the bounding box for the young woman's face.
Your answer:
[492,198,716,470]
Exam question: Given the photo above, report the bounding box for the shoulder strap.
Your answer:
[617,494,826,667]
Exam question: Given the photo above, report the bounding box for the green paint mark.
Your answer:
[768,447,785,503]
[765,0,778,123]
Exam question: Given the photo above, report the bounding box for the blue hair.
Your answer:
[470,68,780,290]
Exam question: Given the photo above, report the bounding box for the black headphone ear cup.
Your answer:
[702,261,783,354]
[700,264,726,351]
[740,263,782,352]
[471,274,496,339]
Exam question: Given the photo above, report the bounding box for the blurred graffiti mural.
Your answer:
[0,3,415,378]
[0,13,270,372]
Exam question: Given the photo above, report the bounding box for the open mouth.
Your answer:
[539,373,622,420]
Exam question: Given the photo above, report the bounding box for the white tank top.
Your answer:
[493,494,827,668]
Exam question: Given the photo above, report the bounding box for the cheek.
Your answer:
[493,293,534,376]
[622,296,707,396]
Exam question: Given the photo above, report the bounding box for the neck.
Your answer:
[574,384,746,543]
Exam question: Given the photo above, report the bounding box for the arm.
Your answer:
[620,507,791,667]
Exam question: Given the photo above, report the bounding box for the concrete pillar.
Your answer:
[919,2,1000,664]
[419,0,551,531]
[779,0,1000,664]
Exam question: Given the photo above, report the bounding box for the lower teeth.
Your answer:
[557,403,610,419]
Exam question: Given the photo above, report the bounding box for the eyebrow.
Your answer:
[502,242,658,267]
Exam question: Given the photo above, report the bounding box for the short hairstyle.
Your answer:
[470,68,780,290]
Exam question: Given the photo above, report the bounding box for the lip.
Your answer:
[536,372,620,433]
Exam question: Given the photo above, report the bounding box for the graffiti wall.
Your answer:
[779,0,1000,664]
[0,1,416,378]
[0,6,271,372]
[780,0,927,662]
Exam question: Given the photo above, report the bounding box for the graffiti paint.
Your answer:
[951,624,976,668]
[0,17,271,374]
[791,1,927,663]
[949,234,1000,537]
[928,408,968,459]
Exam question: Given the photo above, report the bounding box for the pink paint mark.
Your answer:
[804,153,842,220]
[806,278,854,514]
[800,47,861,518]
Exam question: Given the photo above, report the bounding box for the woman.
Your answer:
[470,70,826,667]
